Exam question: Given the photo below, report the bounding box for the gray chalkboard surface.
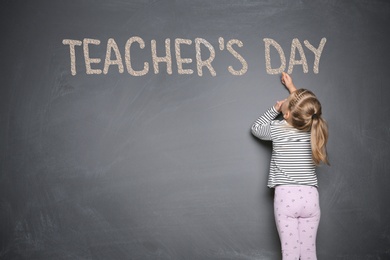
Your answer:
[1,1,390,259]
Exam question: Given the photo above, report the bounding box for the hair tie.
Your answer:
[312,113,318,120]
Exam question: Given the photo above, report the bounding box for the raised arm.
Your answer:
[251,106,280,141]
[281,72,297,94]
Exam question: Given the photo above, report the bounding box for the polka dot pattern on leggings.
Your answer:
[274,185,321,260]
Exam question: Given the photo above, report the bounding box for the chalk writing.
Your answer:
[264,38,327,74]
[63,37,326,76]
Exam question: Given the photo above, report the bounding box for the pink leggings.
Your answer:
[274,185,320,260]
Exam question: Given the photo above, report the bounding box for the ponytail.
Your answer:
[311,116,329,165]
[288,89,329,165]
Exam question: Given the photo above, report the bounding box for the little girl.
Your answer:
[251,72,329,260]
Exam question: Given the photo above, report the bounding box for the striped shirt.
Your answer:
[251,106,317,188]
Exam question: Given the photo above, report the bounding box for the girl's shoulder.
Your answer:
[272,120,308,135]
[271,119,289,127]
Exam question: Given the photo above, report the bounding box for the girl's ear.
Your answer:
[283,110,290,120]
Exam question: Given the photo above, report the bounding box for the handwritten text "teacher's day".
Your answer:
[63,37,326,76]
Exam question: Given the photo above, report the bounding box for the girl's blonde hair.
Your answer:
[287,89,329,165]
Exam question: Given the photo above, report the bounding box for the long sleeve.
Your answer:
[251,106,280,141]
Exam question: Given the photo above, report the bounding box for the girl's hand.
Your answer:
[281,72,297,93]
[274,99,286,112]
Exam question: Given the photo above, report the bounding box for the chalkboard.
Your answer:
[1,1,390,259]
